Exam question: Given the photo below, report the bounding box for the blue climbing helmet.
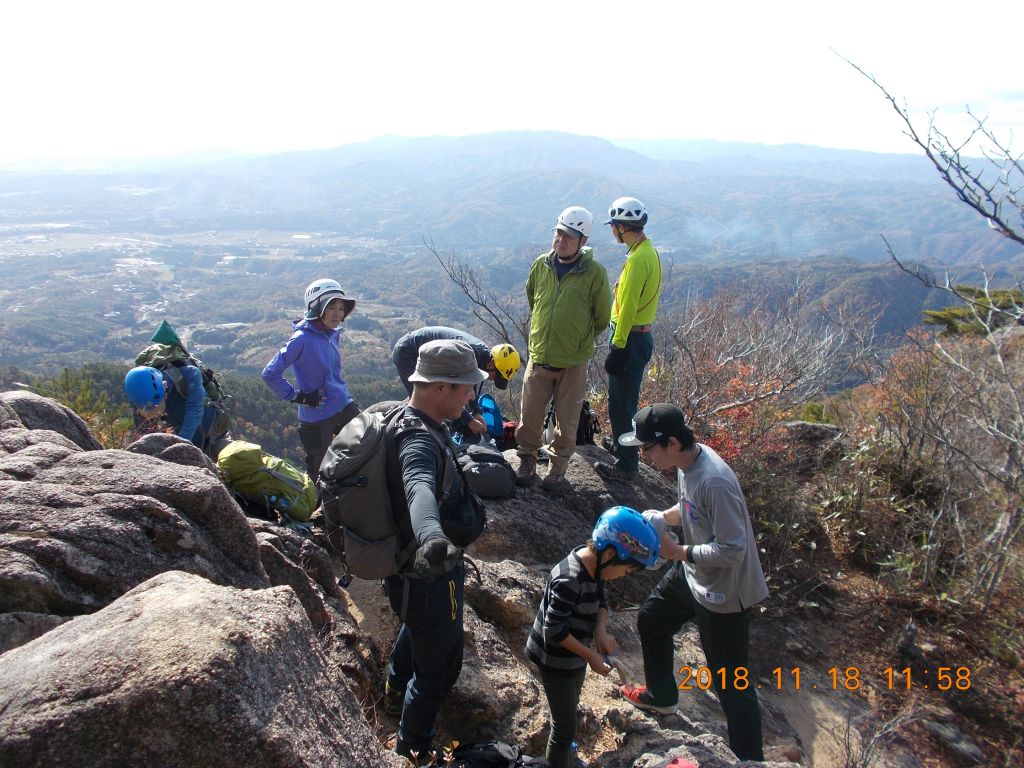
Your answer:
[593,506,660,568]
[124,366,166,408]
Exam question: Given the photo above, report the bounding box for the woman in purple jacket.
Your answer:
[262,279,359,481]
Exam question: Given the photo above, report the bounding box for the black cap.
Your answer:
[618,403,687,446]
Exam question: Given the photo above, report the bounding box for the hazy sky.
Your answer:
[2,0,1022,168]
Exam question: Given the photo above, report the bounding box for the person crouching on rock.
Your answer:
[525,506,660,768]
[124,365,230,459]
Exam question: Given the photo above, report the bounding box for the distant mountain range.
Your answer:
[0,131,1018,269]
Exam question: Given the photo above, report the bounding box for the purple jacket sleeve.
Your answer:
[261,336,301,401]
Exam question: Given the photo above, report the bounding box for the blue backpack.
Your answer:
[477,393,505,443]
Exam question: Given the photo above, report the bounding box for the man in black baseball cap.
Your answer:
[618,403,689,448]
[617,403,768,762]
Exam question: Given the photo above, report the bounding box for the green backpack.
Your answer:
[135,342,225,403]
[217,440,317,522]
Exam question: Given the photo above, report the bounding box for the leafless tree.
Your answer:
[844,61,1024,606]
[647,276,874,428]
[844,56,1023,246]
[873,263,1024,605]
[425,239,529,350]
[426,240,532,415]
[835,698,923,768]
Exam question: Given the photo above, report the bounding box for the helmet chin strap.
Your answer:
[595,551,619,580]
[556,239,583,262]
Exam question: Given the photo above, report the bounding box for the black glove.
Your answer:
[413,536,461,579]
[604,346,628,375]
[291,390,322,407]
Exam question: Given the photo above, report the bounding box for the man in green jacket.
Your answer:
[515,206,612,493]
[596,196,662,481]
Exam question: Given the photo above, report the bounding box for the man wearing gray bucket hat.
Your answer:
[384,339,489,762]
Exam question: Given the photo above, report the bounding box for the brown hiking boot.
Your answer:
[515,455,539,486]
[542,472,571,494]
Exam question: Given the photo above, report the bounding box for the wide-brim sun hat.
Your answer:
[408,339,489,385]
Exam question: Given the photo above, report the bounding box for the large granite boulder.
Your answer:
[0,445,267,627]
[0,570,401,768]
[0,390,103,451]
[0,390,805,767]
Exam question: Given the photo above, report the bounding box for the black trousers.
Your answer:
[297,401,360,481]
[637,563,764,761]
[385,564,465,752]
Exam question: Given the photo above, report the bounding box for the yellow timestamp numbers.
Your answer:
[677,665,972,691]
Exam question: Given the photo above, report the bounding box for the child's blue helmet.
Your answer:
[124,366,166,408]
[593,506,660,568]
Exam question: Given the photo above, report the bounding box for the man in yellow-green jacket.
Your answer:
[515,206,612,494]
[596,196,662,481]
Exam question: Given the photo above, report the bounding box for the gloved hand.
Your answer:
[413,536,461,579]
[604,346,627,375]
[291,390,322,407]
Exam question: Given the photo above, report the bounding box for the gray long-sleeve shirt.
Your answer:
[676,444,769,613]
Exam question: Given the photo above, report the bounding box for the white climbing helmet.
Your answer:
[605,197,648,227]
[303,278,355,320]
[555,206,593,239]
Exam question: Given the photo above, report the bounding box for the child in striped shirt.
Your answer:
[525,507,660,768]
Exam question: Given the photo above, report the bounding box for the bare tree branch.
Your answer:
[841,54,1024,246]
[652,276,873,427]
[424,238,530,350]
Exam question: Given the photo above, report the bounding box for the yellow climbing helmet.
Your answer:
[489,343,521,386]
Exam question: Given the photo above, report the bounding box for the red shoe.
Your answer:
[619,684,678,714]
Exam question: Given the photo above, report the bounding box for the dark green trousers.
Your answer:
[539,665,587,768]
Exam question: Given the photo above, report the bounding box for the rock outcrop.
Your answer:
[0,390,103,451]
[0,392,800,767]
[0,571,399,768]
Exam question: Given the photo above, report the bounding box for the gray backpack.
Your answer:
[319,406,454,580]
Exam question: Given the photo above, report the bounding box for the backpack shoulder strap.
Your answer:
[161,363,189,398]
[389,411,457,502]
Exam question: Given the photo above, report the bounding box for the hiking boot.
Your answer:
[395,737,440,765]
[620,684,678,715]
[516,455,539,487]
[541,472,571,494]
[382,681,405,717]
[594,461,637,482]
